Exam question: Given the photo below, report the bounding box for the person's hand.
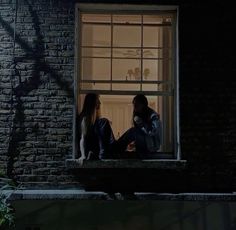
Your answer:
[134,116,143,127]
[126,141,136,152]
[78,156,86,166]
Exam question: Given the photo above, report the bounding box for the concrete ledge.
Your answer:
[66,159,187,169]
[3,190,236,201]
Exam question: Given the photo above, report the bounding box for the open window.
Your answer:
[74,4,180,160]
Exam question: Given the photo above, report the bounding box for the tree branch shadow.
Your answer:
[0,1,73,179]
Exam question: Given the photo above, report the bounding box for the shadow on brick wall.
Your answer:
[0,0,73,180]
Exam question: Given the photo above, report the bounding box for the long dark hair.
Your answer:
[132,94,150,122]
[79,93,100,135]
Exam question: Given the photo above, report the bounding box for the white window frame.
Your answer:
[73,3,181,160]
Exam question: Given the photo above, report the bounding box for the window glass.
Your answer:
[79,11,176,155]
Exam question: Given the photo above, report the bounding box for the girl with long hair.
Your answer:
[117,94,162,158]
[78,93,116,164]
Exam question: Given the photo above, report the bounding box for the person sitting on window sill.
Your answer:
[77,93,117,165]
[116,94,162,159]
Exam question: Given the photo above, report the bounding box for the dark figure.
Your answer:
[117,94,162,159]
[77,93,116,164]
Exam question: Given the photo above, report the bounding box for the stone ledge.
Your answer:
[65,159,187,169]
[3,190,236,201]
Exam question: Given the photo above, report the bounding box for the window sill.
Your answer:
[66,159,187,170]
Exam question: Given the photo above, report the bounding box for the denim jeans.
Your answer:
[94,118,116,159]
[116,127,148,159]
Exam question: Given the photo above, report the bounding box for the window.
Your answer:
[74,4,180,159]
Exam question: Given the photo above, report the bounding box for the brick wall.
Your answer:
[0,0,236,191]
[0,0,77,188]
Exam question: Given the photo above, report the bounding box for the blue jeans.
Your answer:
[94,118,116,159]
[116,127,147,159]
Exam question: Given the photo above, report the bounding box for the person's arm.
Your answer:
[134,113,161,136]
[79,135,86,165]
[78,118,87,165]
[146,113,161,136]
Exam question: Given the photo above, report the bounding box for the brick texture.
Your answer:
[0,0,236,191]
[0,0,77,188]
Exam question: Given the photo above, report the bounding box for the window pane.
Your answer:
[79,11,176,156]
[79,82,93,91]
[142,60,172,82]
[141,82,171,92]
[113,15,141,24]
[100,95,134,138]
[163,27,173,48]
[143,15,173,25]
[162,60,172,82]
[113,48,141,58]
[100,94,174,152]
[141,84,158,91]
[80,83,111,91]
[143,27,162,47]
[113,26,141,47]
[82,58,110,80]
[112,59,141,80]
[143,49,159,59]
[143,60,162,81]
[82,25,111,47]
[82,14,111,23]
[112,83,140,91]
[82,48,111,57]
[143,48,171,59]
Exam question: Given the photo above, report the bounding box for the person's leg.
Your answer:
[117,127,149,159]
[116,127,136,152]
[95,118,116,159]
[117,127,149,158]
[115,127,141,159]
[134,129,148,159]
